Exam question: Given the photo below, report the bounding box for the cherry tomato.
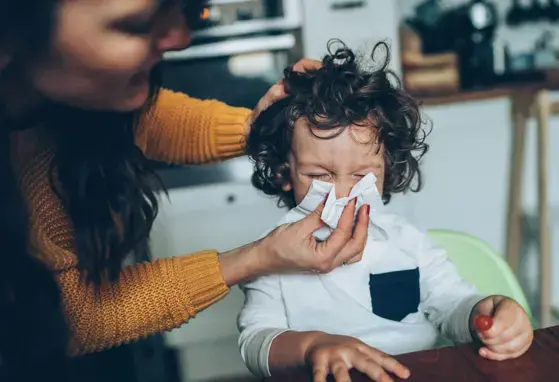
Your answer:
[474,315,493,331]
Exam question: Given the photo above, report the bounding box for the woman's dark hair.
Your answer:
[0,0,206,379]
[246,40,430,208]
[0,1,70,380]
[49,1,210,286]
[50,1,211,286]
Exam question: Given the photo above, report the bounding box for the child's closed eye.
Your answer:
[307,173,330,180]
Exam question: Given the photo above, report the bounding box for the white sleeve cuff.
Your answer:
[240,328,290,377]
[444,294,487,343]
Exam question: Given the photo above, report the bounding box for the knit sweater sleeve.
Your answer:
[135,89,251,164]
[55,250,228,356]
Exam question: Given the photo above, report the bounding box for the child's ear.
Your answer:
[275,163,292,192]
[281,182,292,192]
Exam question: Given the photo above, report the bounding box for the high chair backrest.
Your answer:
[428,229,534,326]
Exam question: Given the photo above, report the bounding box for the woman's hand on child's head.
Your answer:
[246,58,322,135]
[472,295,533,361]
[305,333,410,382]
[257,198,369,275]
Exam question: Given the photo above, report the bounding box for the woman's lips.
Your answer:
[130,71,149,86]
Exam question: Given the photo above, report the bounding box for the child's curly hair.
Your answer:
[246,40,430,208]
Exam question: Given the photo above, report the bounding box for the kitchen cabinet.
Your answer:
[150,174,286,381]
[301,0,401,75]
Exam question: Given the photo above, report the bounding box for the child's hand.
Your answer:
[471,295,533,361]
[305,333,410,382]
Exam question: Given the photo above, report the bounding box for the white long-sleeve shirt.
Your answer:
[237,213,485,377]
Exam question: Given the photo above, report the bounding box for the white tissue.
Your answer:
[287,173,385,241]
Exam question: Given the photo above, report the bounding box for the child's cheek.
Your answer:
[292,178,313,205]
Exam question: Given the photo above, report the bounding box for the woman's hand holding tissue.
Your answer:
[259,197,369,275]
[219,198,368,286]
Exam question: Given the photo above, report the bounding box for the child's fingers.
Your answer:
[480,340,530,362]
[480,299,517,339]
[330,360,352,382]
[479,315,521,344]
[360,346,410,379]
[482,301,524,342]
[485,331,533,355]
[480,324,520,346]
[479,347,511,361]
[352,357,395,382]
[476,297,496,317]
[479,322,505,342]
[312,363,329,382]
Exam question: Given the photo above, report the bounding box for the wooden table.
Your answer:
[418,83,558,328]
[264,326,559,381]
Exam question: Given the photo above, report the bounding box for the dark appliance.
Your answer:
[442,0,499,89]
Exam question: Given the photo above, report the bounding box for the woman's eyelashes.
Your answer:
[125,21,154,35]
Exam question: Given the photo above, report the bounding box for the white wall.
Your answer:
[409,98,559,295]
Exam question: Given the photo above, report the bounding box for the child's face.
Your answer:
[283,118,385,205]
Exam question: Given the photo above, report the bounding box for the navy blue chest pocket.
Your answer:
[369,268,420,321]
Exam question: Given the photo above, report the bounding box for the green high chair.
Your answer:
[428,229,535,327]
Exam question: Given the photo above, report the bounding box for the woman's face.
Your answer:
[26,0,191,111]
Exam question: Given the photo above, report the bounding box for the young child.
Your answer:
[238,41,533,382]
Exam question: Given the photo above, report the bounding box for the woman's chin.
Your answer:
[117,84,151,111]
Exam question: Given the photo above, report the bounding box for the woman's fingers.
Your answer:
[283,198,369,273]
[299,200,369,272]
[298,199,327,234]
[319,199,355,251]
[260,83,287,108]
[251,58,322,127]
[250,83,287,128]
[335,204,369,266]
[292,58,322,72]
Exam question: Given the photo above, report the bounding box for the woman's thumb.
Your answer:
[299,201,326,233]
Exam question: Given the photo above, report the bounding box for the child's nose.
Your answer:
[335,180,357,199]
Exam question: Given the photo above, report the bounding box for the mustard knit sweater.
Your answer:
[9,89,251,356]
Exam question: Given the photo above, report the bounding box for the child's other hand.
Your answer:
[472,295,533,361]
[305,333,410,382]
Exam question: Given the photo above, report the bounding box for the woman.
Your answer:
[0,0,368,369]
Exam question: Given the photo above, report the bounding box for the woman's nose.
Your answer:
[155,7,192,53]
